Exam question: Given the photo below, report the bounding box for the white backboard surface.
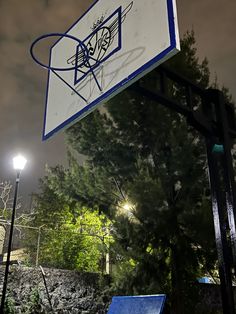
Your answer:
[43,0,180,140]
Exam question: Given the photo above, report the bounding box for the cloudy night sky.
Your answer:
[0,0,235,207]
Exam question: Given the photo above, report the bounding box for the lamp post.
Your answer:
[0,155,27,313]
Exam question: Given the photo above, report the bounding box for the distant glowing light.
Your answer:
[123,203,133,211]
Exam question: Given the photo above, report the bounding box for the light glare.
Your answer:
[13,155,27,170]
[123,203,132,211]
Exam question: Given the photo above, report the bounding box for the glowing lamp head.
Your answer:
[13,155,27,171]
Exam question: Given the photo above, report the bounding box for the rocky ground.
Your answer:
[0,266,111,313]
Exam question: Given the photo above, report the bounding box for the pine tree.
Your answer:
[32,32,218,314]
[64,31,217,313]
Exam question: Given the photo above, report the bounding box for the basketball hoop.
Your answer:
[30,32,102,96]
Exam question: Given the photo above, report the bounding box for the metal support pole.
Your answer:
[0,226,6,265]
[132,71,236,314]
[206,139,235,314]
[209,89,236,273]
[105,228,110,275]
[0,171,20,313]
[36,225,45,267]
[36,228,41,267]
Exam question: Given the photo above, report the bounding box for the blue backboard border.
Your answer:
[43,0,178,140]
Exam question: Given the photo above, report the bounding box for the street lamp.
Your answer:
[0,155,27,313]
[13,155,27,171]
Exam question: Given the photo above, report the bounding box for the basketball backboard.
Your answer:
[31,0,180,140]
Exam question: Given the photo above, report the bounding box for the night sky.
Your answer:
[0,0,235,207]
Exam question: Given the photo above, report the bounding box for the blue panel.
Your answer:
[197,277,211,284]
[107,295,166,314]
